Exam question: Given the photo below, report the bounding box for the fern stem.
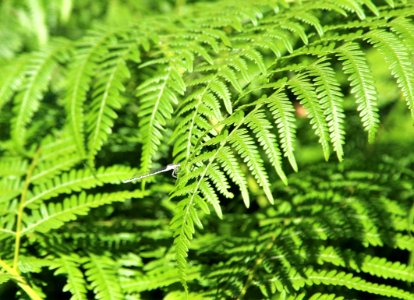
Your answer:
[13,147,42,271]
[0,258,42,300]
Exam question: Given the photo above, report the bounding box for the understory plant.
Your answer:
[0,0,413,299]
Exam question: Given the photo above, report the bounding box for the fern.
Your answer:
[199,157,414,299]
[137,63,185,175]
[50,254,87,300]
[86,37,134,165]
[365,29,414,118]
[289,74,332,160]
[11,41,69,153]
[337,42,379,143]
[306,60,345,160]
[84,255,123,300]
[65,29,115,159]
[1,0,414,299]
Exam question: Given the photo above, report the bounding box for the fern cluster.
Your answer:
[0,0,413,299]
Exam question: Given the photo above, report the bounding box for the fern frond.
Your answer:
[0,156,28,177]
[337,42,379,142]
[217,146,250,208]
[206,163,234,199]
[172,82,218,163]
[11,41,68,153]
[50,254,87,300]
[335,0,366,19]
[22,190,145,235]
[84,254,123,300]
[307,60,345,161]
[0,56,28,112]
[29,132,82,184]
[289,74,331,160]
[137,64,185,174]
[26,165,136,208]
[65,29,115,158]
[31,153,81,184]
[122,264,200,294]
[199,179,223,218]
[365,29,414,118]
[317,246,414,282]
[0,271,13,285]
[170,200,198,290]
[294,11,324,36]
[230,128,274,204]
[267,91,298,171]
[86,39,134,165]
[291,269,413,300]
[246,109,287,184]
[1,0,414,298]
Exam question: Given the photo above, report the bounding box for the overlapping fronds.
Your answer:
[112,155,414,299]
[0,0,414,298]
[166,1,414,284]
[196,157,414,299]
[10,40,70,153]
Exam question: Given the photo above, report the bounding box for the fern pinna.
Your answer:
[0,0,413,299]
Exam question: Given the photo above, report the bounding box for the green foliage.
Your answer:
[0,0,413,299]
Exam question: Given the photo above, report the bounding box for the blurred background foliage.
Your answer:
[0,0,203,61]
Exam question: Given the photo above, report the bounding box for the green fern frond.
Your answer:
[306,60,345,161]
[337,42,379,142]
[1,0,414,298]
[31,153,81,184]
[65,29,115,159]
[0,156,28,177]
[170,201,197,290]
[365,29,414,118]
[50,254,87,300]
[11,41,69,153]
[26,165,137,208]
[290,269,413,300]
[335,0,366,19]
[289,74,331,160]
[267,91,298,172]
[138,64,185,174]
[246,109,287,184]
[22,190,145,235]
[86,38,134,165]
[217,146,250,207]
[84,254,123,300]
[230,128,274,204]
[0,272,13,285]
[0,56,28,112]
[317,246,414,282]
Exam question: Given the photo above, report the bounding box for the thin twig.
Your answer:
[122,163,180,183]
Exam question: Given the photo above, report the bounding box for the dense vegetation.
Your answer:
[0,0,413,299]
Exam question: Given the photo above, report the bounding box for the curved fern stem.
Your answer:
[0,259,42,300]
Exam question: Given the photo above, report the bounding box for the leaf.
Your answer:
[87,41,133,164]
[65,30,112,158]
[289,75,331,161]
[229,128,274,205]
[267,91,298,171]
[366,29,414,118]
[337,43,379,143]
[11,42,66,153]
[307,60,345,160]
[84,255,123,300]
[22,190,145,235]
